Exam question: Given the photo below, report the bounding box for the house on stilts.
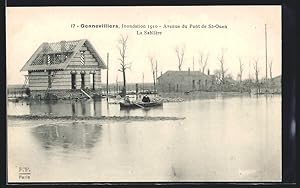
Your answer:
[20,39,106,99]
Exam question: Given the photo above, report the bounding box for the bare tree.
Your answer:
[175,45,185,71]
[149,56,156,92]
[239,58,244,83]
[217,49,227,84]
[192,56,195,71]
[198,51,209,73]
[248,61,251,80]
[237,58,244,92]
[269,59,273,80]
[213,69,222,85]
[117,34,131,96]
[253,58,260,93]
[253,59,259,84]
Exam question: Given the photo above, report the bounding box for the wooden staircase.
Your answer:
[80,89,92,99]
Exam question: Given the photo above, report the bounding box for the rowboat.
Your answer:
[8,97,20,102]
[120,101,163,109]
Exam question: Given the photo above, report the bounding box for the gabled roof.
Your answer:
[20,39,106,71]
[158,70,212,79]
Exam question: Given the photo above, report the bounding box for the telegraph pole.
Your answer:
[193,56,195,71]
[116,75,118,95]
[265,24,268,82]
[106,53,109,101]
[155,60,158,93]
[142,72,144,92]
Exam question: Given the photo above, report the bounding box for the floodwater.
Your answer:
[7,94,281,182]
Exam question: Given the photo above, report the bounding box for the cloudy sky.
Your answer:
[6,6,281,84]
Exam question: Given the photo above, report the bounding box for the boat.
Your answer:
[120,101,163,109]
[8,97,20,102]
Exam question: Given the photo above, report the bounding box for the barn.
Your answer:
[20,39,106,99]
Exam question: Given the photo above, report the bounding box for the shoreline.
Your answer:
[7,115,185,121]
[8,91,281,102]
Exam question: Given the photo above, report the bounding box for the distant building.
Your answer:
[271,75,281,90]
[265,75,281,93]
[249,75,281,94]
[21,39,106,93]
[157,70,215,93]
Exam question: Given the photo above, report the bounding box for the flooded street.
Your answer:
[7,94,281,182]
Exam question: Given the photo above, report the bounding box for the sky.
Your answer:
[6,6,281,84]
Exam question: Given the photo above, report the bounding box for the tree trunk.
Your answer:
[152,71,156,92]
[122,68,126,96]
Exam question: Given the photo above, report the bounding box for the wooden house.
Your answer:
[21,39,106,98]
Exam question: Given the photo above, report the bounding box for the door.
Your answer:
[192,80,195,90]
[71,73,76,89]
[81,74,85,89]
[90,73,95,90]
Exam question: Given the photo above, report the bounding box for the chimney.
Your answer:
[42,42,49,64]
[43,42,49,53]
[60,40,66,52]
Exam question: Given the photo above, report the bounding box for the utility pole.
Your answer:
[116,75,118,95]
[142,72,144,92]
[106,53,109,101]
[193,56,195,71]
[155,60,158,93]
[265,24,268,82]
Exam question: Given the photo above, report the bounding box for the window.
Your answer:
[192,80,195,89]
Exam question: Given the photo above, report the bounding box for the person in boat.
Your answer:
[124,96,131,103]
[142,95,150,103]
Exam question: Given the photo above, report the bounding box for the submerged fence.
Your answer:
[7,86,29,98]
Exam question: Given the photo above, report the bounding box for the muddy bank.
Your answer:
[8,115,185,121]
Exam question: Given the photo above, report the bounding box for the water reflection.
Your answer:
[120,107,159,117]
[32,122,102,151]
[8,95,282,181]
[28,100,103,116]
[72,103,76,115]
[8,94,279,118]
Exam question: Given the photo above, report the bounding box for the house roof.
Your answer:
[272,75,281,82]
[158,70,212,79]
[20,39,107,71]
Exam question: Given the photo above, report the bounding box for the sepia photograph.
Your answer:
[6,6,282,182]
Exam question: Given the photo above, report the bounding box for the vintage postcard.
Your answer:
[6,6,281,182]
